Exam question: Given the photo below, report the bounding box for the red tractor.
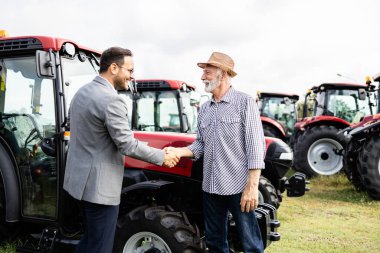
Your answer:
[340,74,380,200]
[292,82,376,177]
[0,32,307,252]
[341,113,380,199]
[256,91,299,142]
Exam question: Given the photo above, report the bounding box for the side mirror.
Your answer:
[36,49,56,79]
[358,88,366,100]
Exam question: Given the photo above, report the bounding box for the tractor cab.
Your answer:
[118,79,201,133]
[303,83,375,124]
[0,35,99,226]
[257,91,299,141]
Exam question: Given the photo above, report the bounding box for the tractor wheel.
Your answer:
[114,205,205,253]
[0,178,20,241]
[293,125,347,177]
[357,135,380,200]
[258,177,280,209]
[343,151,365,191]
[0,178,7,240]
[263,124,281,139]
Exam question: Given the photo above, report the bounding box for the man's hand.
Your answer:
[241,183,259,212]
[162,149,180,168]
[162,146,195,168]
[240,169,261,212]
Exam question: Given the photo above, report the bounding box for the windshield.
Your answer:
[119,89,200,133]
[314,89,372,123]
[260,96,297,134]
[136,90,181,132]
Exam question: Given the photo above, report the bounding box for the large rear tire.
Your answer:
[258,177,280,209]
[357,135,380,200]
[0,177,7,240]
[343,149,365,191]
[293,125,347,177]
[0,177,19,241]
[114,205,205,253]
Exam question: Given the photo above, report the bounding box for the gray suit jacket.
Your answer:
[63,76,164,205]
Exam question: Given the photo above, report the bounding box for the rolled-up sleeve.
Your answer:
[187,104,206,160]
[188,135,204,160]
[244,96,266,169]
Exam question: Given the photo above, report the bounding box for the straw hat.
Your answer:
[197,52,237,77]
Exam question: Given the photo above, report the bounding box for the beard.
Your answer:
[113,75,129,90]
[204,74,222,93]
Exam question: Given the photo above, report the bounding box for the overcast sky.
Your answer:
[2,0,380,97]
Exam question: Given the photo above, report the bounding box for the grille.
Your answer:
[0,38,43,54]
[136,80,171,90]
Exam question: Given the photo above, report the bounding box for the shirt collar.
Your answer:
[211,86,234,104]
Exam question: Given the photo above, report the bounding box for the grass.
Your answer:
[0,241,18,253]
[266,173,380,253]
[1,173,379,253]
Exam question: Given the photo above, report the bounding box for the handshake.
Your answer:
[162,147,183,168]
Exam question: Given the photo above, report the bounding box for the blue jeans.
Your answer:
[203,191,264,253]
[75,201,119,253]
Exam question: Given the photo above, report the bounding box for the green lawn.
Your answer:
[1,173,379,253]
[266,174,380,253]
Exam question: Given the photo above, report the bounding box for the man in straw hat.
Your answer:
[165,52,265,252]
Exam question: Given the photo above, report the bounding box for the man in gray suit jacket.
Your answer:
[63,47,179,253]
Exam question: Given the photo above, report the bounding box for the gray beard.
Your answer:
[204,78,220,93]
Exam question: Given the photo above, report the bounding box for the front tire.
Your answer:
[114,205,205,253]
[293,125,347,177]
[357,135,380,200]
[258,177,280,209]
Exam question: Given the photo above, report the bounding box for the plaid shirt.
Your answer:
[188,87,266,195]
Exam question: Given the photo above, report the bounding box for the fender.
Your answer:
[260,116,286,138]
[121,179,174,194]
[295,116,350,130]
[350,120,380,138]
[0,140,21,222]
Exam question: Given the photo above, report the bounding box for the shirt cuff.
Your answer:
[248,160,265,170]
[188,143,203,160]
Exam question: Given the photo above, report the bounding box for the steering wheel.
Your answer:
[24,128,43,148]
[139,125,165,132]
[161,127,178,132]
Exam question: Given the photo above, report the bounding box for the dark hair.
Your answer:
[99,47,133,73]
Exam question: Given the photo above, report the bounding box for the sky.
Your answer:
[2,0,380,97]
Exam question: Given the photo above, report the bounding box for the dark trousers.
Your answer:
[75,201,119,253]
[203,191,264,253]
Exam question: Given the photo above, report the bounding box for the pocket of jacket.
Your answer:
[97,162,124,197]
